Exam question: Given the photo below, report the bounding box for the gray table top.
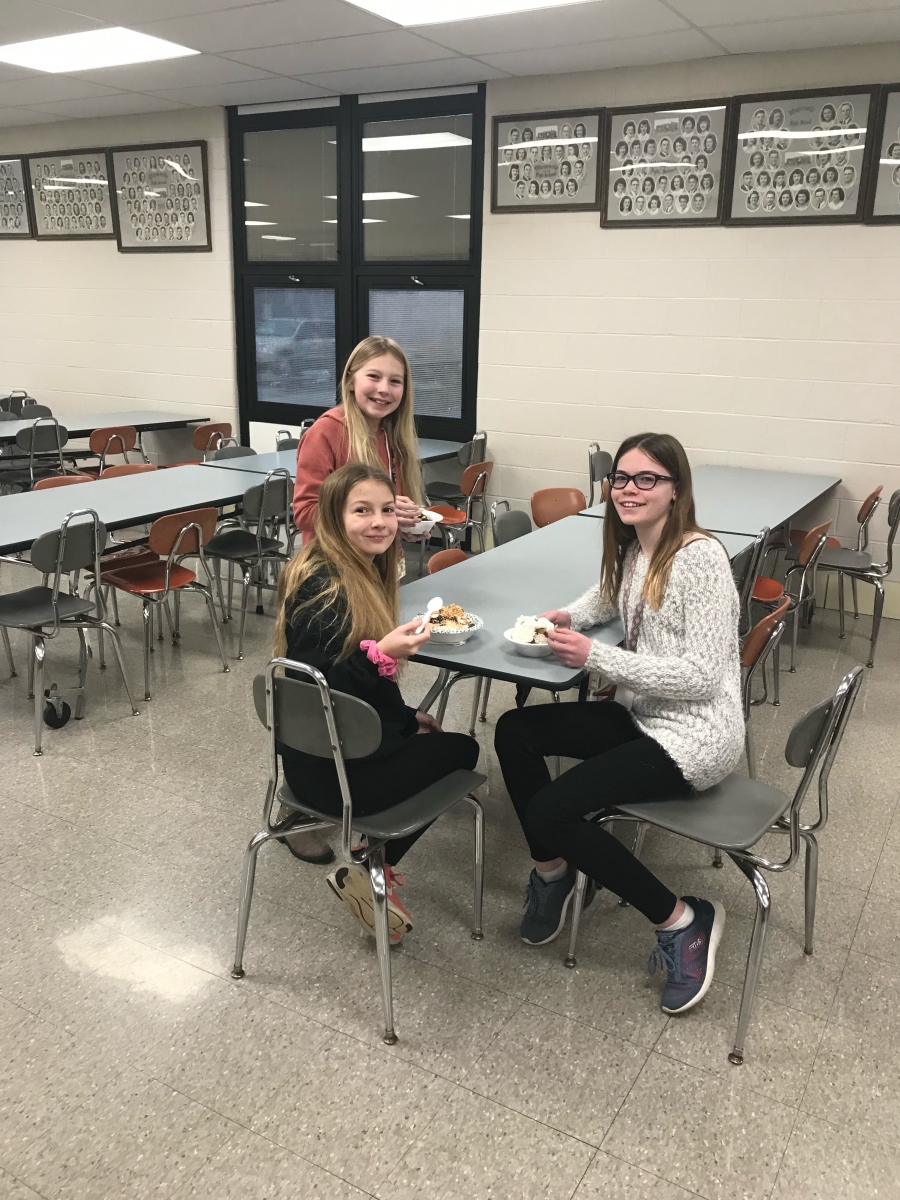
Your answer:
[0,410,207,444]
[400,515,624,688]
[419,438,462,463]
[201,440,464,478]
[581,464,840,536]
[0,465,252,554]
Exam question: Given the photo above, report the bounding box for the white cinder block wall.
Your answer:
[482,42,900,610]
[0,107,237,461]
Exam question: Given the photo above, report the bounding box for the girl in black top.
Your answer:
[274,462,479,943]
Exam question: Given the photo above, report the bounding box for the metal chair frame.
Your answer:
[437,466,492,554]
[732,527,769,639]
[0,417,68,489]
[564,664,863,1065]
[232,658,486,1045]
[755,528,831,674]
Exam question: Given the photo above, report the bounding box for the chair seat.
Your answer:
[427,482,466,504]
[205,529,282,561]
[104,562,196,595]
[0,586,93,629]
[789,528,841,549]
[616,771,791,852]
[429,505,467,526]
[96,545,160,572]
[752,576,784,603]
[816,547,873,572]
[276,768,487,841]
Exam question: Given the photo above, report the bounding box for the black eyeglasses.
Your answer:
[607,471,677,491]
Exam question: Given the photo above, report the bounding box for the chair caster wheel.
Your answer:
[43,698,71,728]
[728,1052,744,1066]
[230,966,245,979]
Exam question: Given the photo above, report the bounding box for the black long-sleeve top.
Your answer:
[280,568,419,763]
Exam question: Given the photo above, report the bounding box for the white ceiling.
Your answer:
[0,0,898,126]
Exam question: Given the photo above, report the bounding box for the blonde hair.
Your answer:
[340,336,423,505]
[601,432,708,611]
[274,462,400,661]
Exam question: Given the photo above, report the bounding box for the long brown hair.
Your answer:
[601,432,708,611]
[274,462,400,660]
[339,335,423,504]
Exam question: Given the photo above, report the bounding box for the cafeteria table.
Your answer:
[0,465,254,555]
[200,439,465,478]
[0,409,207,445]
[580,464,840,537]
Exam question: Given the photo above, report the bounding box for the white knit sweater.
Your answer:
[564,537,744,791]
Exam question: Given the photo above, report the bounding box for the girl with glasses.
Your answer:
[495,432,742,1015]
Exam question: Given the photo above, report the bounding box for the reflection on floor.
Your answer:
[1,552,898,1200]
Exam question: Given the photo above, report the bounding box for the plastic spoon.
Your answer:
[415,596,443,635]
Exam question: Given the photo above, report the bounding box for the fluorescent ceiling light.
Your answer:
[324,192,417,200]
[244,201,268,207]
[261,235,296,240]
[0,27,199,73]
[246,220,277,226]
[363,133,470,152]
[345,0,595,24]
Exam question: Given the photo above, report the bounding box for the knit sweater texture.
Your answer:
[564,536,744,790]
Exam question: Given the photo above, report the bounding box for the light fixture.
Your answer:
[324,192,417,200]
[261,235,296,241]
[244,201,268,207]
[362,133,470,152]
[345,0,595,25]
[246,220,277,226]
[447,214,470,219]
[0,27,199,73]
[323,218,384,224]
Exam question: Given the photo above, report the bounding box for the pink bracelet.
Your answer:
[360,640,398,679]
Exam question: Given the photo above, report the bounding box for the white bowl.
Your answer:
[504,628,553,657]
[406,509,443,537]
[420,612,483,646]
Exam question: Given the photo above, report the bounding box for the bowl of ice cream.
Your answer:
[420,603,482,645]
[406,508,443,537]
[504,615,555,657]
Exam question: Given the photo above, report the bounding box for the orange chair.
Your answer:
[427,548,467,574]
[99,463,158,479]
[103,507,229,700]
[430,461,493,553]
[753,521,831,676]
[531,487,587,528]
[32,474,94,490]
[79,425,145,477]
[165,422,233,466]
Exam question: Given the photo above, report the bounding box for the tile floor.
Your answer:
[1,551,898,1200]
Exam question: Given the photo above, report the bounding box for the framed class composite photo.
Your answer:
[491,109,602,213]
[726,87,874,225]
[110,141,211,252]
[0,156,32,238]
[26,149,115,239]
[602,99,730,227]
[865,85,900,223]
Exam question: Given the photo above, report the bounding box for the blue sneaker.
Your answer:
[520,867,597,945]
[648,896,725,1014]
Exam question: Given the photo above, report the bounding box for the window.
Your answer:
[229,90,484,441]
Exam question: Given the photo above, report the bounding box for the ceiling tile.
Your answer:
[0,0,103,41]
[668,0,900,22]
[28,92,187,117]
[134,0,395,55]
[72,52,276,91]
[478,27,722,75]
[300,56,506,94]
[54,0,293,19]
[0,105,61,126]
[0,75,123,106]
[416,0,689,56]
[147,77,332,105]
[707,8,900,52]
[225,29,456,76]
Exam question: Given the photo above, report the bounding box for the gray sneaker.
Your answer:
[521,866,580,946]
[648,896,725,1014]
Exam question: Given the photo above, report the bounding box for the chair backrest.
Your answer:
[254,664,381,760]
[857,485,883,525]
[732,527,769,636]
[460,460,492,498]
[531,487,587,528]
[33,474,94,490]
[588,444,613,506]
[459,430,487,467]
[100,463,158,479]
[191,422,232,453]
[795,520,831,568]
[243,470,292,523]
[31,509,107,576]
[0,410,18,422]
[494,507,532,545]
[88,425,137,456]
[428,547,467,573]
[148,507,218,556]
[24,405,52,419]
[884,489,900,575]
[1,391,33,415]
[741,596,790,670]
[15,418,68,455]
[275,429,301,450]
[212,445,257,460]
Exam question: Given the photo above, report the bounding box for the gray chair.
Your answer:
[563,664,864,1066]
[275,419,315,451]
[205,470,295,659]
[0,418,68,490]
[731,527,769,639]
[0,391,35,415]
[211,444,257,461]
[587,443,613,508]
[232,658,487,1045]
[490,500,533,547]
[0,508,138,754]
[426,430,487,507]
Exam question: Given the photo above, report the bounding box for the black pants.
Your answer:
[494,701,691,924]
[282,731,479,867]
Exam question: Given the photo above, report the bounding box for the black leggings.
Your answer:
[494,700,691,924]
[282,731,479,867]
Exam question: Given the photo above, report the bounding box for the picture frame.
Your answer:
[0,156,34,238]
[491,109,602,213]
[725,86,876,225]
[26,148,116,239]
[864,85,900,223]
[109,140,211,253]
[601,98,732,227]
